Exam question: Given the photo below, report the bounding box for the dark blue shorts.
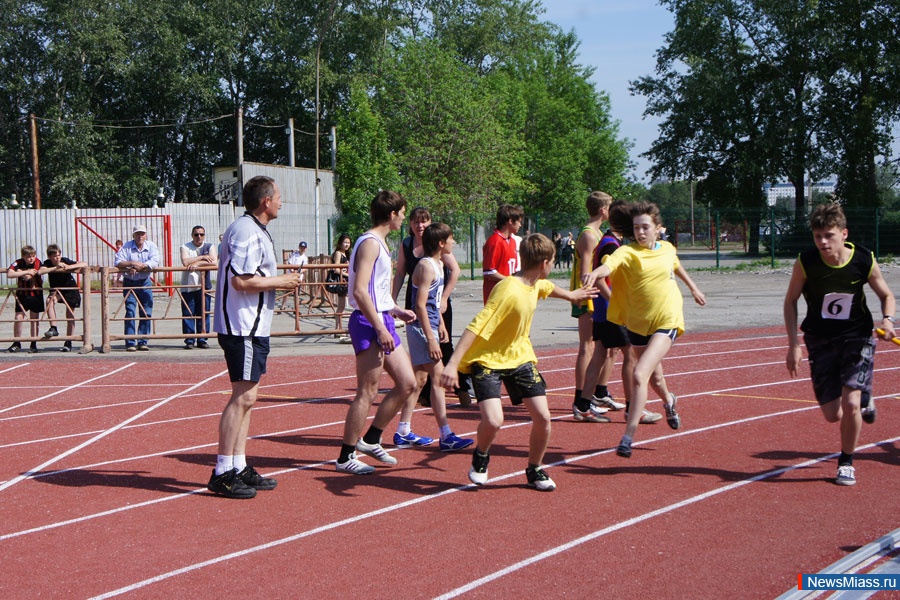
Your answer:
[470,362,547,406]
[348,310,401,355]
[218,333,270,383]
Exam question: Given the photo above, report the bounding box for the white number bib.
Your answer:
[821,292,853,320]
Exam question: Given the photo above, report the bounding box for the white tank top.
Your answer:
[348,232,395,313]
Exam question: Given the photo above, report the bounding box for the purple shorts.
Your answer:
[348,310,401,355]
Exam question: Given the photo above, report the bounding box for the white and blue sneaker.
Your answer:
[439,433,474,452]
[393,431,435,448]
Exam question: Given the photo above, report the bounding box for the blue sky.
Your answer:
[539,1,899,186]
[539,1,674,183]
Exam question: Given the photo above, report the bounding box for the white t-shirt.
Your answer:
[287,251,308,281]
[181,241,214,287]
[348,232,395,313]
[214,213,277,337]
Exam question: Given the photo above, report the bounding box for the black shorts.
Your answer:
[218,333,270,383]
[470,362,547,405]
[626,328,678,347]
[592,321,629,347]
[15,293,44,314]
[804,333,875,405]
[50,288,82,309]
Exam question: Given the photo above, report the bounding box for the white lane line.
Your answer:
[88,427,899,600]
[433,436,900,600]
[0,370,227,493]
[0,363,135,414]
[0,402,808,542]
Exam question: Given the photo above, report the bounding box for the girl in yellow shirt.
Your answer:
[585,201,705,458]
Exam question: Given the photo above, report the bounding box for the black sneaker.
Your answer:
[197,340,209,349]
[616,437,633,458]
[7,342,21,353]
[44,326,59,338]
[28,342,38,354]
[61,341,72,353]
[207,468,257,499]
[525,466,557,491]
[184,342,194,350]
[237,465,277,491]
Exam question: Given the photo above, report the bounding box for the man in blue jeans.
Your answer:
[115,224,160,351]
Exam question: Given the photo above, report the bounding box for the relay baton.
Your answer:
[875,328,900,346]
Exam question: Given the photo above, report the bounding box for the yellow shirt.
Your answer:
[601,241,684,336]
[459,277,555,373]
[570,225,600,312]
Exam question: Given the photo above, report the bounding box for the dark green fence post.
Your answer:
[469,214,476,280]
[769,205,776,269]
[715,209,721,269]
[875,207,881,261]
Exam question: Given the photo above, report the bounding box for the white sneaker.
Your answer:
[592,395,626,411]
[355,439,398,465]
[572,403,610,423]
[468,466,489,485]
[835,464,856,486]
[526,466,557,491]
[335,452,375,474]
[625,409,663,424]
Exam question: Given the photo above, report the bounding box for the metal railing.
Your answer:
[2,261,349,354]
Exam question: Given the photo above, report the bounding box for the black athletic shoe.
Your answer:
[197,340,209,349]
[7,342,21,353]
[207,468,257,499]
[237,465,277,491]
[28,342,38,354]
[61,341,72,353]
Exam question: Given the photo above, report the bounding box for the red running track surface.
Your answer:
[0,326,898,599]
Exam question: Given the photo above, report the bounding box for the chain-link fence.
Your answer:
[327,205,900,274]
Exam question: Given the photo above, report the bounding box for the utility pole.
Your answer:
[29,113,41,209]
[236,106,244,205]
[287,118,296,167]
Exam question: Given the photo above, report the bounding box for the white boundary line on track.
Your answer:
[432,435,900,600]
[0,363,135,415]
[0,369,227,493]
[87,429,900,600]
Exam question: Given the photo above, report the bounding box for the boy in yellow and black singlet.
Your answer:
[570,191,613,419]
[784,202,895,486]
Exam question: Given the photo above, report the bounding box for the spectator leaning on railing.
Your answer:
[114,224,160,351]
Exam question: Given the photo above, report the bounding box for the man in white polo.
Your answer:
[208,176,301,499]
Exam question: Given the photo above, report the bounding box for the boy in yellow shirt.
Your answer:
[441,234,597,491]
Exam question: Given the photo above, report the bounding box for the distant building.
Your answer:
[764,181,836,208]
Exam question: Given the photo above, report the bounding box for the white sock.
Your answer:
[215,455,234,476]
[397,422,411,437]
[233,454,247,472]
[439,425,452,440]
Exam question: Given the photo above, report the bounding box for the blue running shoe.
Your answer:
[440,433,475,452]
[393,431,435,448]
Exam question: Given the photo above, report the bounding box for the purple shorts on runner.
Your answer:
[348,310,401,355]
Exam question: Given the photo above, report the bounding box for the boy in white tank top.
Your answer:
[336,191,418,474]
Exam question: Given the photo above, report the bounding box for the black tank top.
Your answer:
[799,242,874,338]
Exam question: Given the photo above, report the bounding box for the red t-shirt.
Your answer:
[482,229,518,304]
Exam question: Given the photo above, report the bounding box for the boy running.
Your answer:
[784,202,895,486]
[441,234,597,491]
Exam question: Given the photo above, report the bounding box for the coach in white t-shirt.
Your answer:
[207,176,301,499]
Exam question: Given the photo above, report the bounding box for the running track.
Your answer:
[1,326,898,599]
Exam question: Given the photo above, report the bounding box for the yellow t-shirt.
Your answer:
[459,277,555,373]
[601,241,684,336]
